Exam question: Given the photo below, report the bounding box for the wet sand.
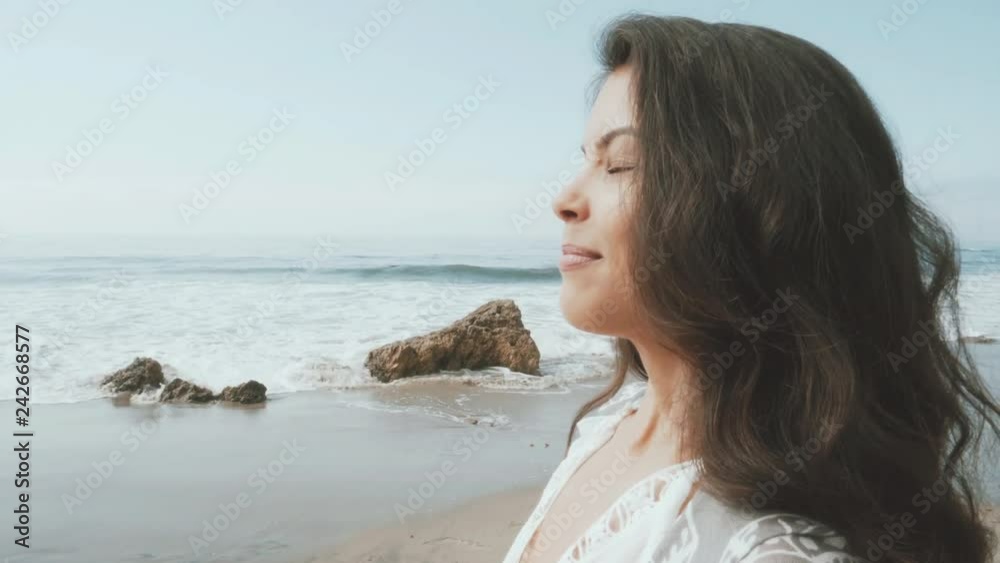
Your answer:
[0,380,600,563]
[314,486,542,563]
[1,345,998,562]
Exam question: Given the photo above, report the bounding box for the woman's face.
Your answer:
[552,66,640,337]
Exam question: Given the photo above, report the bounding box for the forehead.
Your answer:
[583,66,635,147]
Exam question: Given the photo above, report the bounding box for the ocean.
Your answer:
[0,235,997,407]
[0,235,614,409]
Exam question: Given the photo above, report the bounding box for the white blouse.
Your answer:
[502,381,867,563]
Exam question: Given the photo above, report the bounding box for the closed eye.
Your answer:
[607,165,635,175]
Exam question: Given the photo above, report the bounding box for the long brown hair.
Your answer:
[565,14,999,562]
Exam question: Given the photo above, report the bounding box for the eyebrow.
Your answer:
[581,126,637,156]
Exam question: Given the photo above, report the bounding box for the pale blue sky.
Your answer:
[1,0,997,244]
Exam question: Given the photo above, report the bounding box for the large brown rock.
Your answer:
[159,378,216,403]
[101,357,165,394]
[218,380,267,404]
[365,299,541,383]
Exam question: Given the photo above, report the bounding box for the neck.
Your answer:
[623,340,697,463]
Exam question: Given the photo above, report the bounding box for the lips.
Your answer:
[560,244,602,271]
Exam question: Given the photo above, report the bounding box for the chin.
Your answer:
[559,282,617,335]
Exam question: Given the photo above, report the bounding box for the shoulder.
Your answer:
[569,380,646,446]
[656,488,869,563]
[725,513,867,562]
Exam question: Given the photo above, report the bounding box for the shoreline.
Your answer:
[4,340,994,407]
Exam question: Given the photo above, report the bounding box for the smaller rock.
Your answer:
[218,380,267,404]
[960,335,997,344]
[101,357,165,394]
[160,378,216,403]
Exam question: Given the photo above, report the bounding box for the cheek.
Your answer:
[590,193,635,307]
[593,177,632,238]
[603,190,634,281]
[606,187,643,315]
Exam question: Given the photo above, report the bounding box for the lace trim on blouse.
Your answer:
[515,382,704,563]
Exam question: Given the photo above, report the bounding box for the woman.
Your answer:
[502,14,999,563]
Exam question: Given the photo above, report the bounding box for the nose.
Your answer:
[552,175,589,223]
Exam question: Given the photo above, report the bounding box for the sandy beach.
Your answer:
[315,486,542,563]
[1,345,997,562]
[0,379,601,562]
